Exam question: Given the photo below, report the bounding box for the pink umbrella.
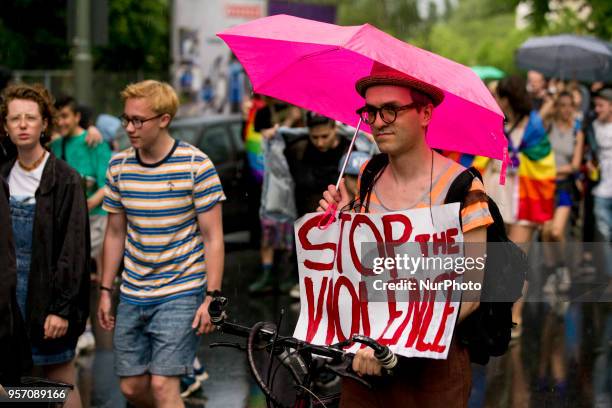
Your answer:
[218,14,507,181]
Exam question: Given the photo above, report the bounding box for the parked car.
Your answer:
[116,114,249,235]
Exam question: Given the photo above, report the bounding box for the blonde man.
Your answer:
[97,80,225,408]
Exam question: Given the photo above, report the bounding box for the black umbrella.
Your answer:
[516,34,612,82]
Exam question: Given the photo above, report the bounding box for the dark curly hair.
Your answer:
[0,83,56,146]
[496,75,533,118]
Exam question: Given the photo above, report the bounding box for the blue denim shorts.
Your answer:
[113,293,203,377]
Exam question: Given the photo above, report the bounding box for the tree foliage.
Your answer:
[337,0,423,40]
[0,0,169,72]
[425,0,531,74]
[94,0,169,72]
[0,0,71,69]
[526,0,612,39]
[587,0,612,39]
[336,0,529,74]
[335,0,611,76]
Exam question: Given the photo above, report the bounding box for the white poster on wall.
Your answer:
[172,0,265,115]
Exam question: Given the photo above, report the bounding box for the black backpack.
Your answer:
[357,153,528,364]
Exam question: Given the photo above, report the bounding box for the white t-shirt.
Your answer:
[593,120,612,198]
[8,152,50,202]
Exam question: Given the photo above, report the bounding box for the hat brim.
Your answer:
[355,75,445,106]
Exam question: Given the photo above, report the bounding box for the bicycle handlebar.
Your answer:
[209,296,398,408]
[210,296,346,360]
[209,296,397,369]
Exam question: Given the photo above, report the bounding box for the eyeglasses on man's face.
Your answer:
[356,102,418,125]
[120,114,164,129]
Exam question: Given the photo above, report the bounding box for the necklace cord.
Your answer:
[18,149,46,172]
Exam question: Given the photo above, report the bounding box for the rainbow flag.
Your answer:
[514,112,556,223]
[443,111,555,223]
[244,99,266,184]
[440,152,488,174]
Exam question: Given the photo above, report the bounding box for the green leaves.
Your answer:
[336,0,610,77]
[525,0,612,40]
[94,0,169,71]
[425,0,530,75]
[0,0,169,72]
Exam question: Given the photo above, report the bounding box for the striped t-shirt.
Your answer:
[103,140,226,305]
[358,154,493,233]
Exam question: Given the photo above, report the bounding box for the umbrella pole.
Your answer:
[317,118,363,229]
[335,117,363,190]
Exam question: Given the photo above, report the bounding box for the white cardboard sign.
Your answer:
[293,204,463,359]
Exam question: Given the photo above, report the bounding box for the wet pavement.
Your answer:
[75,245,612,408]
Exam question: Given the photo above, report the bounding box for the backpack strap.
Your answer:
[445,167,482,205]
[444,167,483,229]
[358,153,389,213]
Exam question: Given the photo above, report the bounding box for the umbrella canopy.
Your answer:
[471,66,506,80]
[516,34,612,82]
[218,14,506,164]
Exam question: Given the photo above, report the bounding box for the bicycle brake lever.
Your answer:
[210,341,246,351]
[325,356,372,389]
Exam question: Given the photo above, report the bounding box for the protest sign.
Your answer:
[293,203,465,359]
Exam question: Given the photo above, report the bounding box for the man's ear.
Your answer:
[160,113,172,129]
[420,104,434,127]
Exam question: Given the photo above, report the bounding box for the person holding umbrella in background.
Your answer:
[219,15,509,407]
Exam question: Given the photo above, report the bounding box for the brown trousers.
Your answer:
[339,340,472,408]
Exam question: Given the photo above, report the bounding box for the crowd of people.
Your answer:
[243,71,612,302]
[0,60,611,408]
[242,69,612,405]
[244,95,377,297]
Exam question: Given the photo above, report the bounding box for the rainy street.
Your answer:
[73,241,612,408]
[3,2,612,408]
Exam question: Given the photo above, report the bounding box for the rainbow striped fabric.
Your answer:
[444,111,556,223]
[244,100,265,183]
[103,140,226,305]
[512,112,556,223]
[440,152,490,175]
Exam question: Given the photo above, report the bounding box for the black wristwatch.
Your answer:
[206,289,222,298]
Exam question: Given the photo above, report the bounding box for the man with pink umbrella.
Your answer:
[219,15,509,406]
[317,62,492,407]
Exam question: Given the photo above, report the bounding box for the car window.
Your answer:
[170,126,200,145]
[229,122,245,151]
[200,125,231,164]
